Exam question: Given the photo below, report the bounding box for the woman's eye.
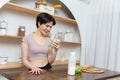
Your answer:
[50,26,52,29]
[46,25,52,28]
[46,25,49,27]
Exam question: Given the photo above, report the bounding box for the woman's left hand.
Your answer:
[29,67,46,75]
[50,39,60,50]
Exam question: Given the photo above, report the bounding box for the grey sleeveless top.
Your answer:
[22,34,51,61]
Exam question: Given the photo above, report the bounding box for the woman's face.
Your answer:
[38,21,53,36]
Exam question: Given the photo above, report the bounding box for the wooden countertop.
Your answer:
[0,65,120,80]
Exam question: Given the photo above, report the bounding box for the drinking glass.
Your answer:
[50,33,61,49]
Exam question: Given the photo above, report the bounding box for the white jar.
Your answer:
[0,20,8,29]
[0,56,8,64]
[64,30,73,42]
[0,20,8,35]
[68,52,76,75]
[0,29,7,34]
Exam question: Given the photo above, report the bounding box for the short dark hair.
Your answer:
[36,12,56,28]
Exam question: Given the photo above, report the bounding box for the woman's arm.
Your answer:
[21,42,43,74]
[21,42,34,69]
[47,47,58,64]
[47,39,60,64]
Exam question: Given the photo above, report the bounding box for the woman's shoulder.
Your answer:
[22,34,33,41]
[22,34,33,43]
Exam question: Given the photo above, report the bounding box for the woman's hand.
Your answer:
[50,39,60,51]
[29,67,45,74]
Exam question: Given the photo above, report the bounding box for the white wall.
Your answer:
[60,0,90,65]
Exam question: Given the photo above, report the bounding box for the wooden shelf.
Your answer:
[0,34,23,39]
[61,41,81,44]
[0,62,24,69]
[0,34,81,45]
[0,60,80,69]
[3,2,77,24]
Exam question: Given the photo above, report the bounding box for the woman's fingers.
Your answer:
[51,39,60,48]
[29,68,44,74]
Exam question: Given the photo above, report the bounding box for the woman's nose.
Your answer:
[47,27,51,32]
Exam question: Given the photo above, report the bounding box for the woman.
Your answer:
[21,12,60,74]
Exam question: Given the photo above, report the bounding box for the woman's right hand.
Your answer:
[29,67,44,74]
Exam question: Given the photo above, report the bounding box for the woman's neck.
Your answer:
[35,31,44,38]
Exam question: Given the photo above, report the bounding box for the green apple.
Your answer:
[75,66,83,73]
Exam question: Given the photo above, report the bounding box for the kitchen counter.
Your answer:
[0,65,120,80]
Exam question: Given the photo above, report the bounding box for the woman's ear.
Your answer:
[38,22,41,27]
